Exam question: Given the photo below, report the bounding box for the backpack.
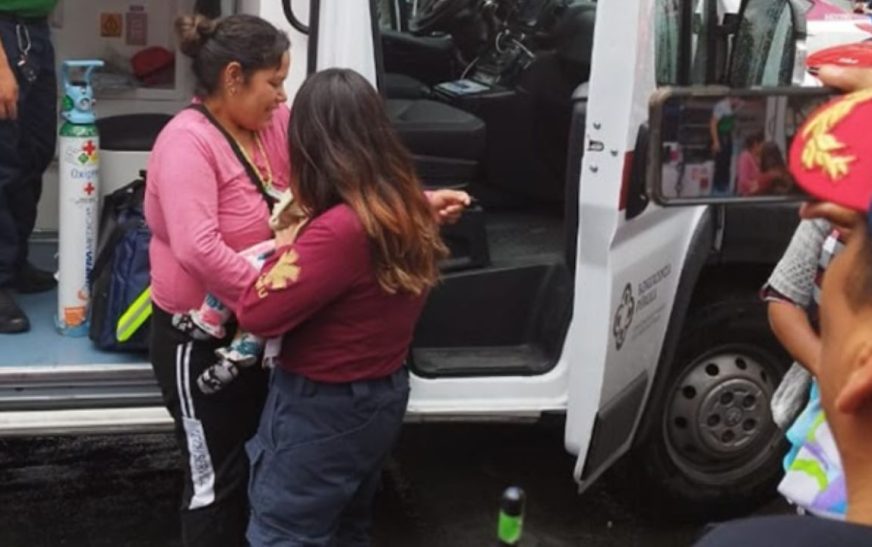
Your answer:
[88,173,152,351]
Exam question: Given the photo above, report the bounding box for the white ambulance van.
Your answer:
[3,0,860,515]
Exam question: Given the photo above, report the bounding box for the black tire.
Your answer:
[631,293,791,520]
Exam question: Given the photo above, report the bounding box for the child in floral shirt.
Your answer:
[173,192,306,394]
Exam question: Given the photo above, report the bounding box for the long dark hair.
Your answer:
[289,69,448,295]
[176,14,290,97]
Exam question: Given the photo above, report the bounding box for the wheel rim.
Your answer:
[664,346,781,486]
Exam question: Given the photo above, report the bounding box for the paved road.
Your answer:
[0,423,789,547]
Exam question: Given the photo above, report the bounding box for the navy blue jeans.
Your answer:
[246,367,410,547]
[0,18,56,286]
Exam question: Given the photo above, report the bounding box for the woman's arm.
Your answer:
[768,300,821,375]
[237,212,365,338]
[152,132,259,310]
[764,219,829,309]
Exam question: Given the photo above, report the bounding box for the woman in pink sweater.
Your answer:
[736,131,764,196]
[144,14,291,547]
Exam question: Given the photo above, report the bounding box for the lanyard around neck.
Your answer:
[189,103,277,207]
[233,132,274,191]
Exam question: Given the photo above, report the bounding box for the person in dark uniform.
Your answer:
[695,64,872,547]
[710,97,739,195]
[0,0,60,333]
[236,68,449,546]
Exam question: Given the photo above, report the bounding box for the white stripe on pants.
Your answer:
[176,341,217,510]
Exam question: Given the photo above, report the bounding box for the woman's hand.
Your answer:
[818,65,872,91]
[426,189,472,225]
[0,61,18,120]
[275,218,309,248]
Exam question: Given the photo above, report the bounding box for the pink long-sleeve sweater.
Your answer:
[144,104,291,314]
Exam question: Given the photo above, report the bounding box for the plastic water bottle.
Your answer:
[497,486,526,546]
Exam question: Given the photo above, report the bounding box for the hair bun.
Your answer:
[176,14,218,58]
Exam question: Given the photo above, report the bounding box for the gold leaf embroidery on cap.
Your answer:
[256,249,301,298]
[801,88,872,182]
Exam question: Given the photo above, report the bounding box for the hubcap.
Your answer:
[665,348,778,485]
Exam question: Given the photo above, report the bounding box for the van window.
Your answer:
[655,0,682,85]
[657,0,716,85]
[729,0,794,87]
[760,7,793,85]
[376,0,409,30]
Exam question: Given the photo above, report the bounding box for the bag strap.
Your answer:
[187,103,276,209]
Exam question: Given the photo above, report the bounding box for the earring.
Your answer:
[230,86,238,96]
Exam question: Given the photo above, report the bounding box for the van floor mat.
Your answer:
[485,212,564,265]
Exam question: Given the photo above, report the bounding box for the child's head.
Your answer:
[759,142,786,171]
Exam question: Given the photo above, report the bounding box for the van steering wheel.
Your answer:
[410,0,479,35]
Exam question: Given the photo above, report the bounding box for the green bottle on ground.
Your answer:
[497,486,526,546]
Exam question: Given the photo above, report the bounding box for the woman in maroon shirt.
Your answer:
[237,68,448,546]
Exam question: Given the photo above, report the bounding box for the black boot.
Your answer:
[0,288,29,333]
[14,262,57,294]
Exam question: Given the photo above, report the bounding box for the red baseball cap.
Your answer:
[789,88,872,213]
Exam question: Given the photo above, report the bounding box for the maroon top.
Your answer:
[236,204,427,383]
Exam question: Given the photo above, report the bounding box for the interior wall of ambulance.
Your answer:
[38,0,237,232]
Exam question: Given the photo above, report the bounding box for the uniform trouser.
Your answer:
[150,306,268,547]
[0,18,56,286]
[246,366,410,547]
[713,134,733,194]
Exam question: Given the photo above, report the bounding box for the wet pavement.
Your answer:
[0,423,790,547]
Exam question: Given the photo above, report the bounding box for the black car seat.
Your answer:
[381,29,456,99]
[385,98,486,186]
[376,24,487,187]
[384,73,432,99]
[376,29,490,270]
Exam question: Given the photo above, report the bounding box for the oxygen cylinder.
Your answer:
[56,60,104,336]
